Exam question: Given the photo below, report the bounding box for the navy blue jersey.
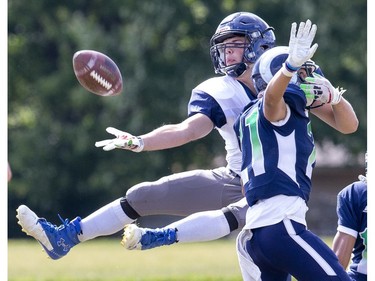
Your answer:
[336,180,367,278]
[234,84,316,207]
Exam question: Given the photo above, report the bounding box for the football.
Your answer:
[72,50,123,96]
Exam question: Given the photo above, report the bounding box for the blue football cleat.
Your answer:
[16,204,81,260]
[121,224,177,250]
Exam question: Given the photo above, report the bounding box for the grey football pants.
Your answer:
[124,166,247,229]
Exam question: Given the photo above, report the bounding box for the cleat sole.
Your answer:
[16,205,53,251]
[121,224,142,250]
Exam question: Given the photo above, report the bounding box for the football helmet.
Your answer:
[210,12,276,77]
[251,46,319,105]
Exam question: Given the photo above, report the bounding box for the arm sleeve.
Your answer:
[188,90,226,128]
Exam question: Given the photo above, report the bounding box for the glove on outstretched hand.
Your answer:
[95,127,144,152]
[300,73,346,105]
[285,19,318,74]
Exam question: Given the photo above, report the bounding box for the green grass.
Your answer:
[8,238,243,281]
[8,237,333,281]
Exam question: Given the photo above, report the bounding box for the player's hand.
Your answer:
[300,73,346,105]
[95,127,144,152]
[285,20,318,73]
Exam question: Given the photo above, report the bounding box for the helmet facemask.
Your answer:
[297,60,317,85]
[211,38,249,77]
[210,28,275,77]
[210,12,276,77]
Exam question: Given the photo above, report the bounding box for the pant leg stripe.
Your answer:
[283,219,336,276]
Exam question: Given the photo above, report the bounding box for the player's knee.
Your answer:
[221,207,239,232]
[120,197,140,220]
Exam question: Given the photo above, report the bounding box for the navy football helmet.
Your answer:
[210,12,276,77]
[252,46,319,105]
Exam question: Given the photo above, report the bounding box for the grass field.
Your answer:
[8,238,243,281]
[8,237,333,281]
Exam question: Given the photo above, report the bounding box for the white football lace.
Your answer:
[90,70,112,90]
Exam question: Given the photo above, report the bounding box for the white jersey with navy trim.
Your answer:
[188,75,256,175]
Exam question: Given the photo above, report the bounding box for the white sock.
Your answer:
[166,210,230,243]
[78,198,133,242]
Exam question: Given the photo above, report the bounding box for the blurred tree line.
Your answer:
[8,0,366,237]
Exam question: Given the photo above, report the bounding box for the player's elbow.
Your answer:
[340,119,359,134]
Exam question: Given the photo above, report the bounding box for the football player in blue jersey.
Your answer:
[120,52,357,254]
[16,12,358,263]
[235,20,351,281]
[332,153,367,281]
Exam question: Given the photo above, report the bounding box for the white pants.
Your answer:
[236,229,261,281]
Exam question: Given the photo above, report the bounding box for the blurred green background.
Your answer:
[8,0,366,238]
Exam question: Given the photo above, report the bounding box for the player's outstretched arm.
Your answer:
[264,19,318,122]
[140,113,214,151]
[95,113,214,152]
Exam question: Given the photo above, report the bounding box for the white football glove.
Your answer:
[283,20,318,77]
[300,73,346,105]
[95,127,144,152]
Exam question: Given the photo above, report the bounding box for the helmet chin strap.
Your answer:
[226,62,248,77]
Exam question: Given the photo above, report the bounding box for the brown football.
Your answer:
[73,50,123,96]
